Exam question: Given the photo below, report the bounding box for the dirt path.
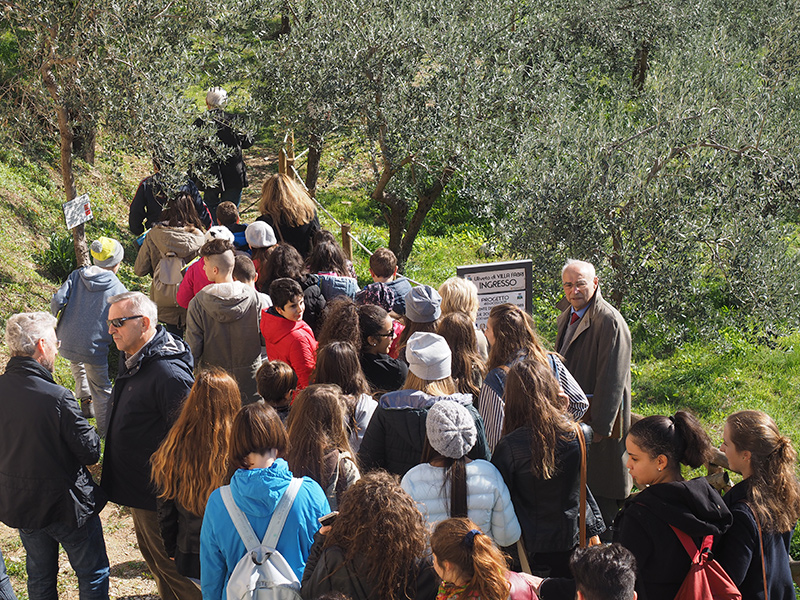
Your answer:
[1,503,159,600]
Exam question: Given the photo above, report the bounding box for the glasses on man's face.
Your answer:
[375,329,396,338]
[107,315,144,329]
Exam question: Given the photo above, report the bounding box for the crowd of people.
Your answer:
[0,87,799,600]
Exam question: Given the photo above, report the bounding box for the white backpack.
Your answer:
[220,478,303,600]
[151,251,185,308]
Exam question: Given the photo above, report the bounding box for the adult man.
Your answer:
[556,260,632,530]
[0,312,109,599]
[100,292,199,600]
[185,239,262,403]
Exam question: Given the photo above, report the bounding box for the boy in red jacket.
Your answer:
[259,278,317,389]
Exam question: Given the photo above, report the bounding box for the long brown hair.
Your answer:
[258,173,316,227]
[286,384,353,485]
[403,372,457,397]
[628,411,713,474]
[325,471,427,600]
[308,240,350,276]
[263,243,307,289]
[503,358,572,479]
[726,410,800,533]
[438,312,485,399]
[421,437,469,519]
[430,518,509,600]
[486,304,547,371]
[317,297,361,349]
[151,368,241,515]
[313,342,370,438]
[159,191,205,230]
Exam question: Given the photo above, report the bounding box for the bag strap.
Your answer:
[669,525,713,561]
[575,423,587,548]
[747,503,769,600]
[262,477,302,547]
[220,485,261,551]
[516,538,532,575]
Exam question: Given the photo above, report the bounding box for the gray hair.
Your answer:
[108,291,158,326]
[562,259,597,280]
[5,312,57,357]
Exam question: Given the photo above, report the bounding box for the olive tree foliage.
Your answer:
[242,0,527,266]
[489,0,800,344]
[0,0,230,266]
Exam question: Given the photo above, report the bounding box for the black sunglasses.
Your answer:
[375,329,395,338]
[107,315,144,328]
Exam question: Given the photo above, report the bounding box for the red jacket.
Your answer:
[260,308,317,389]
[177,258,212,309]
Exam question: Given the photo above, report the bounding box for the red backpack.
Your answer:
[670,525,741,600]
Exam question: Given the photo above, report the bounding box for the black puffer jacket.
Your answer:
[357,390,490,477]
[0,357,104,530]
[298,273,326,334]
[101,326,194,511]
[491,423,605,554]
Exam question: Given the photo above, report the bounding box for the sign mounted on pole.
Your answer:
[456,259,533,329]
[63,193,93,229]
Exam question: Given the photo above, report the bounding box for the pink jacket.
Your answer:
[177,258,212,309]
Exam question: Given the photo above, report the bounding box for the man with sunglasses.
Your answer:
[101,292,200,600]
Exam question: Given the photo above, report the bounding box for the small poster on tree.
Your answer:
[63,193,93,229]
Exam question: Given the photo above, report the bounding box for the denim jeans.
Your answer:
[68,361,112,437]
[18,514,109,600]
[0,545,16,600]
[203,187,243,225]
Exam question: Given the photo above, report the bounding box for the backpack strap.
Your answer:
[670,525,713,562]
[262,478,303,548]
[220,485,261,552]
[746,503,769,600]
[574,423,588,548]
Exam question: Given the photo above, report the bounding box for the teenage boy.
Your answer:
[185,239,262,403]
[259,278,317,390]
[368,247,412,315]
[216,201,249,253]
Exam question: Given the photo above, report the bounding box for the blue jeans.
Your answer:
[203,187,243,225]
[0,545,16,600]
[18,514,109,600]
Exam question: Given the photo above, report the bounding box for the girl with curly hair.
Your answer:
[301,471,438,600]
[150,368,241,581]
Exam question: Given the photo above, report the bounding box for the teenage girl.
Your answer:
[717,410,800,599]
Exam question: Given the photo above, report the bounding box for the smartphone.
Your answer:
[318,511,339,527]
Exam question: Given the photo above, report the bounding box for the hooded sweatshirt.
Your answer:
[260,307,317,389]
[200,459,329,600]
[51,266,128,364]
[134,223,205,326]
[185,281,263,404]
[357,389,490,477]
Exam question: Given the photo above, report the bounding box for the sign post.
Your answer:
[63,193,93,229]
[457,259,533,329]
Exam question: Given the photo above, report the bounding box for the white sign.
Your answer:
[63,194,93,229]
[457,259,533,329]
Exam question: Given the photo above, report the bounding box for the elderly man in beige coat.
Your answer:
[556,260,632,534]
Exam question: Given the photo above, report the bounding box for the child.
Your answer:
[255,360,296,424]
[216,201,249,253]
[570,544,637,600]
[245,221,277,291]
[184,240,263,403]
[368,247,412,315]
[259,278,317,389]
[50,237,128,432]
[233,254,272,360]
[177,226,235,309]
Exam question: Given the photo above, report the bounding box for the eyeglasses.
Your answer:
[375,329,396,338]
[107,315,144,328]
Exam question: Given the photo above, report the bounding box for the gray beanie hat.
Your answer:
[407,332,451,380]
[245,221,277,249]
[426,400,477,459]
[405,285,442,323]
[204,225,235,244]
[206,87,228,109]
[90,237,124,268]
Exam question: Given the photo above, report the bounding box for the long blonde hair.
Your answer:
[403,372,457,396]
[258,173,316,227]
[150,368,241,515]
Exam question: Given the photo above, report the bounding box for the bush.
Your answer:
[40,232,76,282]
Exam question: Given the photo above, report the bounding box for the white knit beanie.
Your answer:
[407,332,451,380]
[426,400,477,459]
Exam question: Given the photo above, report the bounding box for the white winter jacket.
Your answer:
[400,459,521,547]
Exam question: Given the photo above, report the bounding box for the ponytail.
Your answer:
[726,411,800,533]
[628,411,713,471]
[430,518,510,600]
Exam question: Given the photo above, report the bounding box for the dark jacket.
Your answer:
[256,212,320,260]
[357,390,490,477]
[157,497,202,580]
[129,174,211,235]
[298,273,326,334]
[193,109,253,192]
[359,352,408,393]
[491,423,605,554]
[0,356,104,530]
[716,479,795,600]
[101,326,194,511]
[301,537,438,600]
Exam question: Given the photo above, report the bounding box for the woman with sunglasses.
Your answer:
[357,304,408,393]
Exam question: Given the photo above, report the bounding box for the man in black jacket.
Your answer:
[0,312,109,599]
[100,292,199,600]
